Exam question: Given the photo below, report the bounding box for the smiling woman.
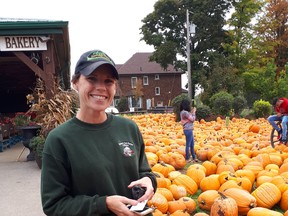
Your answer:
[41,49,157,216]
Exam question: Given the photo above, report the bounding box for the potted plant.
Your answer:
[29,135,45,169]
[12,112,41,161]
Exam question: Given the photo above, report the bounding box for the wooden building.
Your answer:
[0,18,70,114]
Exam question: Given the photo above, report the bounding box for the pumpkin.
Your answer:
[148,192,168,214]
[218,180,242,192]
[251,182,281,209]
[249,124,260,133]
[169,209,190,216]
[198,189,221,211]
[172,174,198,195]
[202,160,217,176]
[210,192,238,216]
[168,152,186,170]
[194,213,209,216]
[200,174,220,191]
[152,162,171,178]
[156,188,174,201]
[178,196,196,214]
[222,187,257,215]
[168,184,187,200]
[186,166,206,187]
[280,189,288,211]
[167,200,186,214]
[247,207,284,216]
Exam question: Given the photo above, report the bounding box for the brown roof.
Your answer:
[116,52,183,75]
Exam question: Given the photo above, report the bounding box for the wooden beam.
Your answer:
[12,51,45,79]
[42,40,56,98]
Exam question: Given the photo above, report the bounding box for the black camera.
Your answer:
[131,185,146,200]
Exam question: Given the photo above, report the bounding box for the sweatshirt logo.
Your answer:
[119,141,135,157]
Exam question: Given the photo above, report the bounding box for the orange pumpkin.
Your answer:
[148,193,168,214]
[222,187,257,215]
[172,174,198,195]
[280,189,288,211]
[251,182,281,209]
[178,197,196,214]
[198,190,221,211]
[247,207,284,216]
[210,192,238,216]
[249,124,260,133]
[167,200,186,214]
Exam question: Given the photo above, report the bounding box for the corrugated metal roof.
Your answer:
[0,18,68,35]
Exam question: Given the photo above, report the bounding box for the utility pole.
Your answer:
[186,9,196,101]
[186,9,192,100]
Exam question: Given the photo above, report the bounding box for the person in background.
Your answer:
[180,99,198,163]
[268,97,288,144]
[41,50,157,216]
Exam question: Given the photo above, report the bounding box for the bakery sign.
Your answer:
[0,36,49,51]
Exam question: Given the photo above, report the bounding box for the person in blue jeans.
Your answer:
[268,97,288,144]
[180,99,198,162]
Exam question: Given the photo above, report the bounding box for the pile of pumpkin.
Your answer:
[124,113,288,216]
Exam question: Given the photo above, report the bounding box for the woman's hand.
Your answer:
[191,107,196,113]
[128,177,155,202]
[106,195,140,216]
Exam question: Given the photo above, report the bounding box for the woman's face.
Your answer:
[73,65,117,114]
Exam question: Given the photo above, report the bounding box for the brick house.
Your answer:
[115,52,185,110]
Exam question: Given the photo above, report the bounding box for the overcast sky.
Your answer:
[1,0,188,88]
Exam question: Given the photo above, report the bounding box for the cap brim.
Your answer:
[80,61,119,79]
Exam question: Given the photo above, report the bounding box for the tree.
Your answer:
[253,0,288,78]
[222,0,263,73]
[140,0,233,100]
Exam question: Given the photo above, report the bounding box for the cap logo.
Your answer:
[87,51,115,66]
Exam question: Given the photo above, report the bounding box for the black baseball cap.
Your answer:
[74,50,119,79]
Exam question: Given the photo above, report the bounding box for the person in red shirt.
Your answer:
[267,97,288,144]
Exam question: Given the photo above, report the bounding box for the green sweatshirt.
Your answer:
[41,114,157,216]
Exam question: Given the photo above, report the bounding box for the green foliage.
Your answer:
[195,104,211,121]
[233,96,247,115]
[140,0,232,99]
[252,99,272,118]
[29,135,45,159]
[171,94,191,122]
[116,97,128,112]
[210,91,234,116]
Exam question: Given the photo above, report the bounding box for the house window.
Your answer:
[155,87,160,95]
[131,77,137,89]
[143,76,148,85]
[157,101,163,106]
[155,74,159,80]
